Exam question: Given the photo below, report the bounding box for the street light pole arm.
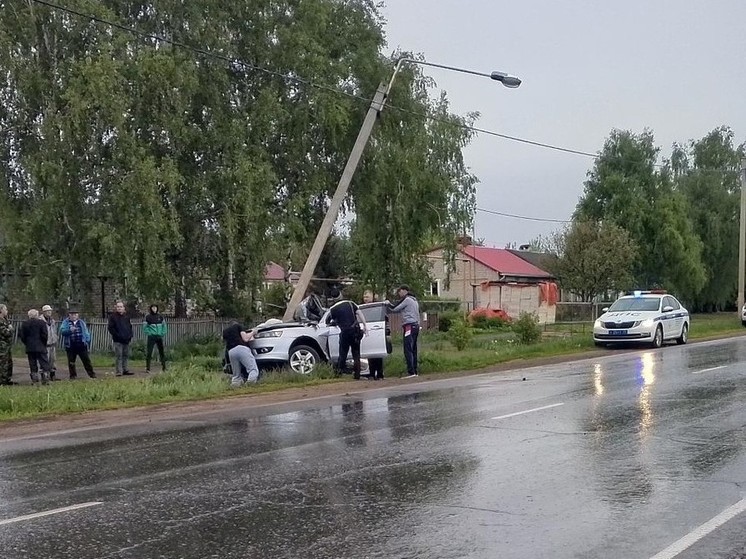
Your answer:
[386,57,497,97]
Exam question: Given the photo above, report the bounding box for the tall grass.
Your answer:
[0,363,342,422]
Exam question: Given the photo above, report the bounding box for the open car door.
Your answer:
[359,302,391,358]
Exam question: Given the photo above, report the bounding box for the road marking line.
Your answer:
[491,403,564,421]
[692,365,726,375]
[649,498,746,559]
[0,502,103,526]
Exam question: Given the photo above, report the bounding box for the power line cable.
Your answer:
[476,207,571,224]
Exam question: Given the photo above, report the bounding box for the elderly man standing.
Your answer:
[108,301,133,376]
[60,309,96,379]
[0,304,14,386]
[19,309,51,385]
[41,305,59,381]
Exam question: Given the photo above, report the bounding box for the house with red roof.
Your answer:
[263,261,287,286]
[425,242,558,323]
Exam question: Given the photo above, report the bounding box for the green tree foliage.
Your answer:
[575,129,706,301]
[0,1,477,315]
[670,127,744,311]
[550,221,637,302]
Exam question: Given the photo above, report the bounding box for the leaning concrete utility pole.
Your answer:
[282,84,386,321]
[738,157,746,312]
[282,60,521,322]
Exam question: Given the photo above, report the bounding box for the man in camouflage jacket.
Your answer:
[0,304,13,385]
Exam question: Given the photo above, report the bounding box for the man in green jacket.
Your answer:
[144,304,167,373]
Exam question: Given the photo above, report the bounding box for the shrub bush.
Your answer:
[512,312,542,345]
[450,318,473,351]
[469,314,510,330]
[439,311,462,332]
[170,334,224,361]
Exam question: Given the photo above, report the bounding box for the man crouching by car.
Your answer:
[326,288,368,380]
[222,321,258,388]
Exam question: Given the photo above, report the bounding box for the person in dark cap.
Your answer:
[59,308,96,379]
[326,288,368,380]
[387,285,420,377]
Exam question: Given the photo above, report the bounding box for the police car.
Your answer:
[593,291,689,348]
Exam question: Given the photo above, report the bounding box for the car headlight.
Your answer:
[255,330,283,339]
[640,319,655,328]
[594,319,602,329]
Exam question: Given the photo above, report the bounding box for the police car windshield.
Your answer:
[609,297,661,312]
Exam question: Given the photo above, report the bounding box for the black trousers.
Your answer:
[368,358,384,379]
[403,324,420,375]
[66,344,95,378]
[337,328,361,378]
[146,336,166,370]
[27,352,51,374]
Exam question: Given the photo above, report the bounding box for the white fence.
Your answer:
[9,317,231,353]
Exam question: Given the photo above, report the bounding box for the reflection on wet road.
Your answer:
[1,338,745,558]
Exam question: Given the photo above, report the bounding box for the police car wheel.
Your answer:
[651,326,663,349]
[676,323,688,345]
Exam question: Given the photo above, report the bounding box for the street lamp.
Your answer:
[386,57,522,95]
[283,58,521,321]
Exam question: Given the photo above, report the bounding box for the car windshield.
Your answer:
[608,297,660,312]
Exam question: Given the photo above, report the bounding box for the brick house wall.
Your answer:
[425,248,499,308]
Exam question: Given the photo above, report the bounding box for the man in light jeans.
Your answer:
[41,305,59,381]
[107,301,134,376]
[222,322,259,387]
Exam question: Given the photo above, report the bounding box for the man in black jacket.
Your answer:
[19,309,51,385]
[325,289,368,380]
[108,301,134,376]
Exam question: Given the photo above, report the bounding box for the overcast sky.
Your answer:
[380,0,746,248]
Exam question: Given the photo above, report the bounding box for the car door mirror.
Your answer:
[663,306,674,313]
[602,307,609,313]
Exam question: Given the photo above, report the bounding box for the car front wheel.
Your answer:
[677,323,688,345]
[651,325,663,349]
[288,345,320,375]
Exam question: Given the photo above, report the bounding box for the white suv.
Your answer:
[249,302,392,374]
[593,292,689,348]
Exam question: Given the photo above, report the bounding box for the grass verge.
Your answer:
[0,362,343,422]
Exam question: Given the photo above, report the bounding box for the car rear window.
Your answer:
[609,297,661,312]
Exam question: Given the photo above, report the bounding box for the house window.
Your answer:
[430,280,441,297]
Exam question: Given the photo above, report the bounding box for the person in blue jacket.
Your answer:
[59,309,97,379]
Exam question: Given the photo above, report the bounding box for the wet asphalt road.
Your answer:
[1,338,745,559]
